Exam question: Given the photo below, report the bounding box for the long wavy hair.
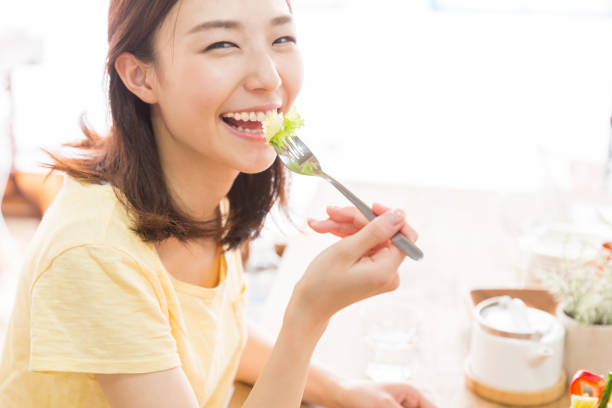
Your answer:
[47,0,293,251]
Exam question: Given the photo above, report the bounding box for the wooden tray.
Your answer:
[465,358,567,406]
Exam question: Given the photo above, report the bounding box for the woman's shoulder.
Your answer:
[42,175,127,239]
[25,175,154,275]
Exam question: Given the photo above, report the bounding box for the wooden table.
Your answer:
[229,180,611,407]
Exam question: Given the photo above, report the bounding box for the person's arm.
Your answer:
[241,295,328,408]
[96,298,325,408]
[234,204,426,408]
[241,208,408,408]
[235,324,344,408]
[97,207,417,407]
[95,291,329,408]
[96,368,199,408]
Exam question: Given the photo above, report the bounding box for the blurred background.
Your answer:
[2,0,612,321]
[2,0,612,190]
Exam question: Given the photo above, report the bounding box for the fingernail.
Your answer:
[387,209,405,225]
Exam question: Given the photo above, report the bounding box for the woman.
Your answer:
[0,0,434,407]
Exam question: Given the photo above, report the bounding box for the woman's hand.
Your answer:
[287,204,418,330]
[307,203,418,256]
[334,380,437,408]
[304,206,434,408]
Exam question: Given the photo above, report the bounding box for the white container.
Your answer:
[468,296,565,392]
[557,304,612,379]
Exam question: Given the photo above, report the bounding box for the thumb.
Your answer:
[337,209,405,261]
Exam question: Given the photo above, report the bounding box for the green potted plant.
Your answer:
[538,242,612,379]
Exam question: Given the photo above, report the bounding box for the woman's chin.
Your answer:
[236,154,278,174]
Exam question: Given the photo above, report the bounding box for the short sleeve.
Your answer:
[30,245,181,374]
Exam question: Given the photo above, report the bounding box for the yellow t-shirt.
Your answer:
[0,176,248,407]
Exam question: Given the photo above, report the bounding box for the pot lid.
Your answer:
[476,296,553,340]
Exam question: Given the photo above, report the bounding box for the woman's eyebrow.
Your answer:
[270,15,293,26]
[187,15,293,35]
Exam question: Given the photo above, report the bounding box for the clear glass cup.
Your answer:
[359,291,422,382]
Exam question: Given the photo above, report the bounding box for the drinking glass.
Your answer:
[359,291,422,382]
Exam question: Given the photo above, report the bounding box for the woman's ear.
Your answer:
[114,52,158,104]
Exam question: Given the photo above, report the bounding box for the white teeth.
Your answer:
[228,123,263,134]
[222,109,280,122]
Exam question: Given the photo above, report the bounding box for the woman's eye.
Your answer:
[274,36,297,45]
[204,41,238,51]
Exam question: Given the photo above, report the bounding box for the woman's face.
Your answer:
[150,0,303,174]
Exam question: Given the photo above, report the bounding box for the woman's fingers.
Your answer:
[373,203,418,243]
[307,218,359,237]
[311,203,419,243]
[326,206,368,227]
[337,209,406,263]
[310,205,370,236]
[355,246,404,294]
[372,202,391,215]
[364,241,392,257]
[299,209,412,321]
[368,240,406,267]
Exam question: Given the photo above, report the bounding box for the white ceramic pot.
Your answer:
[469,297,565,392]
[557,304,612,379]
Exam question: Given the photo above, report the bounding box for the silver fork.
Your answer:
[272,134,424,261]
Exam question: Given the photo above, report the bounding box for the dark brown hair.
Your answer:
[47,0,293,251]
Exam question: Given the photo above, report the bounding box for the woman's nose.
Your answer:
[244,52,282,92]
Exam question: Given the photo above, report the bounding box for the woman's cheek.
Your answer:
[280,51,304,106]
[181,62,230,103]
[176,66,236,130]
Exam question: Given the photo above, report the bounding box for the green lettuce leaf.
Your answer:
[263,107,304,147]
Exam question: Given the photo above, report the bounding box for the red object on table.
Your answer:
[570,370,606,399]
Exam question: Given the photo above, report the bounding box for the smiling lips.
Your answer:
[223,116,263,130]
[221,109,278,133]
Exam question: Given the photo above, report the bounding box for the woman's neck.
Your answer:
[163,157,237,221]
[153,116,239,222]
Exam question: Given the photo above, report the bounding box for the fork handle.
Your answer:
[320,172,424,261]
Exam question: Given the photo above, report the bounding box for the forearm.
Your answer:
[301,363,344,408]
[234,325,269,386]
[236,324,343,408]
[241,297,329,408]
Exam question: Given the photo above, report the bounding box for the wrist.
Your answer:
[284,284,330,338]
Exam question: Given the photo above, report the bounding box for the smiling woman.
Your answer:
[0,0,433,407]
[47,0,300,248]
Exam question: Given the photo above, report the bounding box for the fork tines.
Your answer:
[285,135,311,164]
[283,135,302,162]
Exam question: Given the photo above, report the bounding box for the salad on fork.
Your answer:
[263,108,424,261]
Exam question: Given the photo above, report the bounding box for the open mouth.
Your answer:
[220,109,278,134]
